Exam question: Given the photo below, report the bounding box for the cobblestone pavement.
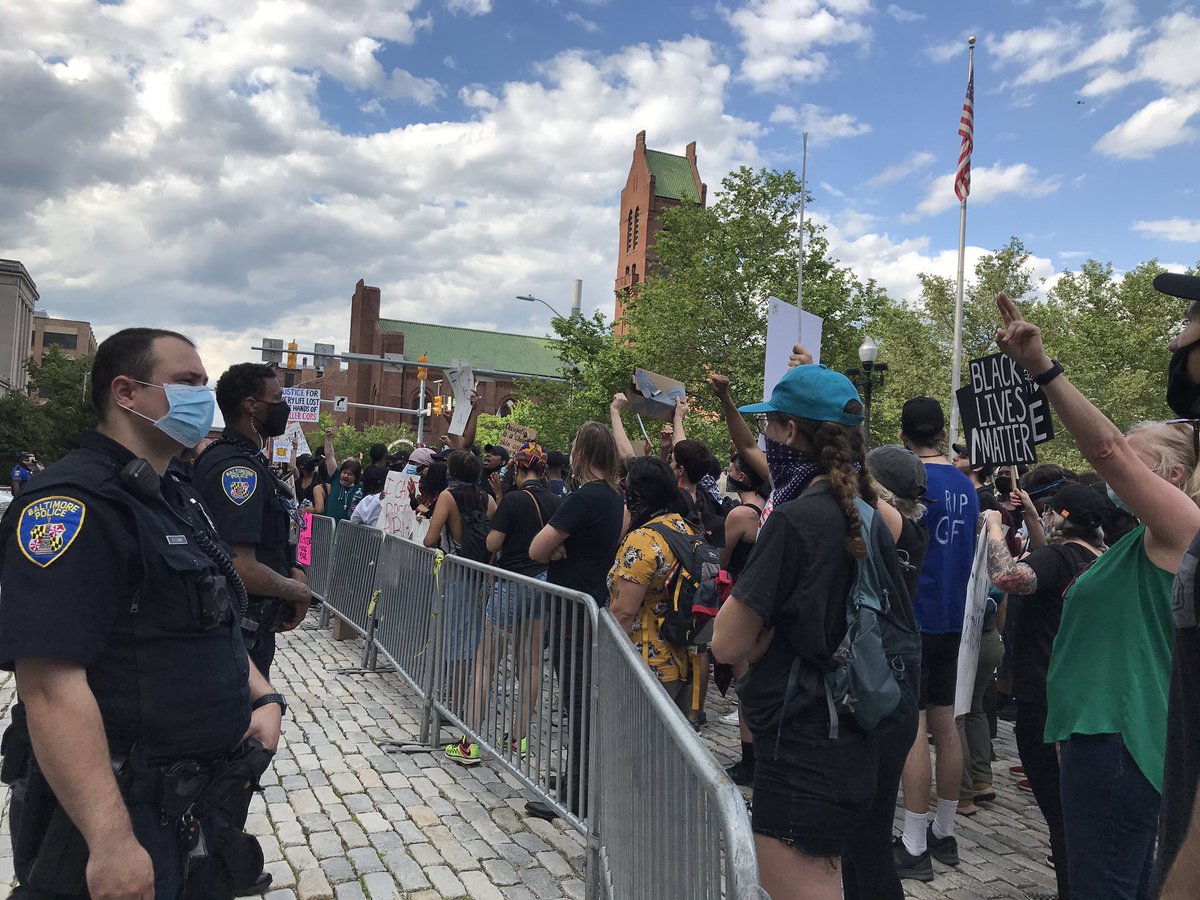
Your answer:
[0,617,1059,899]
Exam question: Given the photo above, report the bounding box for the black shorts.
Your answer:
[751,722,878,858]
[920,632,961,709]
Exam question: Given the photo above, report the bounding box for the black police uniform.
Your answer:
[192,427,301,681]
[0,431,256,899]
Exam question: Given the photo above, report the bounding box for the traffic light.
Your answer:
[417,353,428,382]
[286,339,298,370]
[432,395,443,416]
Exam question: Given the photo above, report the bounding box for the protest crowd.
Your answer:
[2,272,1200,900]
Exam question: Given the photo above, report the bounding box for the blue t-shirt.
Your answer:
[914,463,980,634]
[10,465,30,486]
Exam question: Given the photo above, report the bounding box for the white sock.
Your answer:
[931,798,958,839]
[902,810,929,856]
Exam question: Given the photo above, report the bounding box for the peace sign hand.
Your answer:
[995,292,1053,376]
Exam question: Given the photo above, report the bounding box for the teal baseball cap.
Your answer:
[739,364,865,427]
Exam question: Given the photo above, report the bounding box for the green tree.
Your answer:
[0,392,48,476]
[25,348,97,463]
[305,414,416,464]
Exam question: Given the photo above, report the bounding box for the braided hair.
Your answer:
[792,408,875,561]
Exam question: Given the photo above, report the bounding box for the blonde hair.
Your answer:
[571,421,620,491]
[870,477,927,523]
[1127,421,1200,507]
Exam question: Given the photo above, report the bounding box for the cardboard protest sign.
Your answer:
[497,423,537,455]
[446,362,475,437]
[629,369,687,422]
[764,297,824,401]
[283,387,322,423]
[954,528,991,717]
[955,353,1054,466]
[378,471,427,542]
[297,513,313,566]
[270,421,311,466]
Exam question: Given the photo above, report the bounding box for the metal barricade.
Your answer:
[372,534,440,702]
[423,555,599,836]
[322,522,387,676]
[306,514,336,605]
[587,609,761,899]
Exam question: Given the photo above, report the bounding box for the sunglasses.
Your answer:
[1167,418,1200,462]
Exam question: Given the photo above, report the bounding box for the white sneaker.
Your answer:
[720,709,740,726]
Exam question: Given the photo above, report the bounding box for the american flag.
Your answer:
[955,57,974,202]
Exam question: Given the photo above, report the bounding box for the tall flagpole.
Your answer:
[948,36,976,451]
[797,131,809,347]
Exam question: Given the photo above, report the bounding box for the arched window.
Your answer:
[634,207,640,249]
[625,266,630,277]
[626,210,633,252]
[631,263,638,284]
[496,397,517,418]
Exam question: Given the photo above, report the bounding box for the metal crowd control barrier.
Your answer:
[420,555,600,835]
[323,521,389,675]
[306,514,336,606]
[588,609,762,899]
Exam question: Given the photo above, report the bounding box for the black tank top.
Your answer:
[726,503,762,580]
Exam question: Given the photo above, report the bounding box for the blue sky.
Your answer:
[2,0,1197,378]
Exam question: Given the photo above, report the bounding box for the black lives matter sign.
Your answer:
[955,353,1054,466]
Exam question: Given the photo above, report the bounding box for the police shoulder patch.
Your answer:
[17,495,87,569]
[221,465,258,506]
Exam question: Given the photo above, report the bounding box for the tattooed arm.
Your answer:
[984,509,1039,595]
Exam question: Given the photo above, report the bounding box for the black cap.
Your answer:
[484,444,511,462]
[867,445,927,501]
[951,442,967,457]
[1050,484,1111,529]
[901,396,946,439]
[1154,272,1200,302]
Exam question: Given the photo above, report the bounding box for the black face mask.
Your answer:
[1168,338,1200,418]
[256,399,291,438]
[726,477,754,495]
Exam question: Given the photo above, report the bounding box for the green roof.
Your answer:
[645,149,700,201]
[378,319,563,378]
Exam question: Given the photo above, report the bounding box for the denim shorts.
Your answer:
[752,721,878,859]
[486,573,548,630]
[444,571,484,662]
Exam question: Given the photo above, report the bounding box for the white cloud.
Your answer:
[1133,218,1200,243]
[926,35,975,64]
[0,17,763,378]
[724,0,872,91]
[866,151,934,188]
[910,163,1061,219]
[886,5,923,23]
[446,0,493,15]
[565,11,601,33]
[1095,93,1200,158]
[770,103,871,142]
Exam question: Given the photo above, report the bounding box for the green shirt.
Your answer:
[326,481,362,524]
[1045,525,1175,791]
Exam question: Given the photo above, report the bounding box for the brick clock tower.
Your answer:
[613,131,707,329]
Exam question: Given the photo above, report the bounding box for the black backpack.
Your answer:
[645,522,722,646]
[684,489,730,549]
[450,487,490,563]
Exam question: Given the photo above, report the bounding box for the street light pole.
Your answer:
[847,336,888,451]
[516,294,566,319]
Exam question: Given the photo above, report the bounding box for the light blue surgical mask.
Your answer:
[1106,484,1130,513]
[123,381,216,448]
[405,464,418,475]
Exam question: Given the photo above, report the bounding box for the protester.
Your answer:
[994,290,1200,900]
[295,453,328,513]
[9,452,39,496]
[350,465,387,526]
[840,444,929,900]
[368,442,389,469]
[952,444,999,512]
[481,443,509,499]
[325,459,363,524]
[545,450,571,498]
[415,461,448,519]
[895,396,979,881]
[446,443,560,766]
[608,456,699,705]
[527,421,624,819]
[984,484,1108,900]
[711,364,886,900]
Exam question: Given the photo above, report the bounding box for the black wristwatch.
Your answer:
[1033,359,1063,386]
[252,693,287,716]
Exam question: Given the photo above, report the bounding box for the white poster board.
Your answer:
[283,387,322,423]
[271,421,311,465]
[446,362,475,437]
[377,471,429,543]
[954,527,992,717]
[764,297,824,401]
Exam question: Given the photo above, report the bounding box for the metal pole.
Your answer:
[571,279,582,318]
[863,363,874,451]
[948,39,974,452]
[416,379,426,445]
[797,131,809,347]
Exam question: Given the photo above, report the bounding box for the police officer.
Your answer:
[192,363,312,681]
[0,328,286,899]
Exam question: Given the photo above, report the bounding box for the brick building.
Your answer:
[613,131,707,329]
[31,312,98,364]
[299,280,562,434]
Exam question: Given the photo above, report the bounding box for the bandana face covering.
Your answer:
[764,438,825,505]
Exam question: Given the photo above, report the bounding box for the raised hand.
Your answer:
[611,392,629,411]
[995,293,1053,375]
[788,344,814,368]
[707,373,731,396]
